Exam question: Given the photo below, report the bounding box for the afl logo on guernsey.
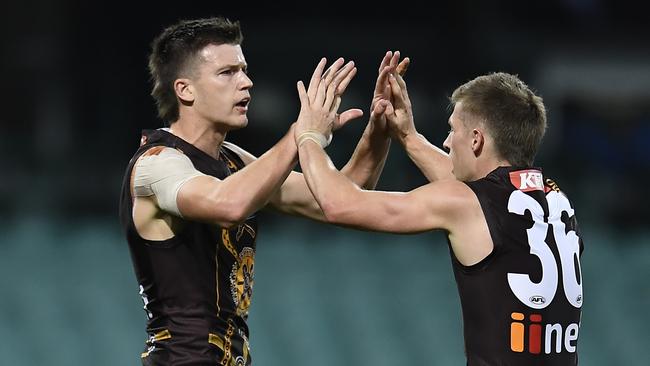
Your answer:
[509,170,544,192]
[530,296,546,305]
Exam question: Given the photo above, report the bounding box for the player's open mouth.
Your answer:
[235,97,250,108]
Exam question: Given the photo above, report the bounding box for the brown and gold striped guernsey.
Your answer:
[119,129,257,366]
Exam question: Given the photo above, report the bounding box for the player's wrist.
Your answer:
[399,130,422,147]
[296,129,332,149]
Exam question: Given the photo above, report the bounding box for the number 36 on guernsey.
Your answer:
[507,190,583,309]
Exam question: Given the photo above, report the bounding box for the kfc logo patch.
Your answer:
[509,170,544,192]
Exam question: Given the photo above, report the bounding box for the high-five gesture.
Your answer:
[380,58,453,182]
[294,57,362,147]
[383,59,417,142]
[370,51,410,132]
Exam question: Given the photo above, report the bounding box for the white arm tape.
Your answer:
[133,148,206,217]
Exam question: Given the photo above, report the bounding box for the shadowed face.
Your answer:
[185,43,253,130]
[443,102,478,181]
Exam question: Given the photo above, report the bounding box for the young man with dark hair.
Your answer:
[295,71,584,365]
[119,16,406,365]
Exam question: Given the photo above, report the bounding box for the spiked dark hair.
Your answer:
[148,17,243,124]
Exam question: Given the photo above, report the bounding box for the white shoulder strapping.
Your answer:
[133,147,205,217]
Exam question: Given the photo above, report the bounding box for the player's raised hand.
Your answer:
[295,57,362,147]
[370,51,410,132]
[383,59,417,142]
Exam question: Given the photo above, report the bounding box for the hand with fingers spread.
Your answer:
[294,57,362,149]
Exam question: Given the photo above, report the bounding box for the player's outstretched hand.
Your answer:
[294,57,362,148]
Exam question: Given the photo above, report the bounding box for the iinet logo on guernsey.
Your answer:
[509,170,544,192]
[510,312,579,354]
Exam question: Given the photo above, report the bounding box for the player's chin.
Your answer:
[230,115,249,129]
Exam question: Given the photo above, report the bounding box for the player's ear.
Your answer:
[174,78,195,103]
[471,128,484,157]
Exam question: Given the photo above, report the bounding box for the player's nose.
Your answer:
[240,72,253,89]
[443,134,451,152]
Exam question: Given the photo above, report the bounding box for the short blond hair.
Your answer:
[451,72,547,166]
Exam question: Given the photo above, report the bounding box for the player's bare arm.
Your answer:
[220,53,406,222]
[132,58,355,231]
[297,137,492,265]
[269,52,411,221]
[175,58,356,228]
[292,55,459,232]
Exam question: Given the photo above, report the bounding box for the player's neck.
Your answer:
[169,118,227,160]
[472,156,512,181]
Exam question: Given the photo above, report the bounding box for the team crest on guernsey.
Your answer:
[230,247,255,317]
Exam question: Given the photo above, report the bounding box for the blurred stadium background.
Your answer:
[1,1,648,365]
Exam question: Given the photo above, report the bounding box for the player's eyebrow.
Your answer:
[218,62,247,70]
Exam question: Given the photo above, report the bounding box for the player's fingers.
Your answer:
[378,51,392,73]
[329,95,342,117]
[324,61,354,110]
[389,50,400,70]
[396,57,410,77]
[308,57,327,101]
[336,108,364,130]
[384,100,395,118]
[321,57,345,86]
[374,65,393,97]
[395,59,412,108]
[372,99,388,116]
[369,99,387,124]
[333,63,356,98]
[315,58,345,108]
[373,51,395,96]
[383,83,391,102]
[388,74,407,109]
[296,80,309,108]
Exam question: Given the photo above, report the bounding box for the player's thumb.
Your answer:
[336,109,364,130]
